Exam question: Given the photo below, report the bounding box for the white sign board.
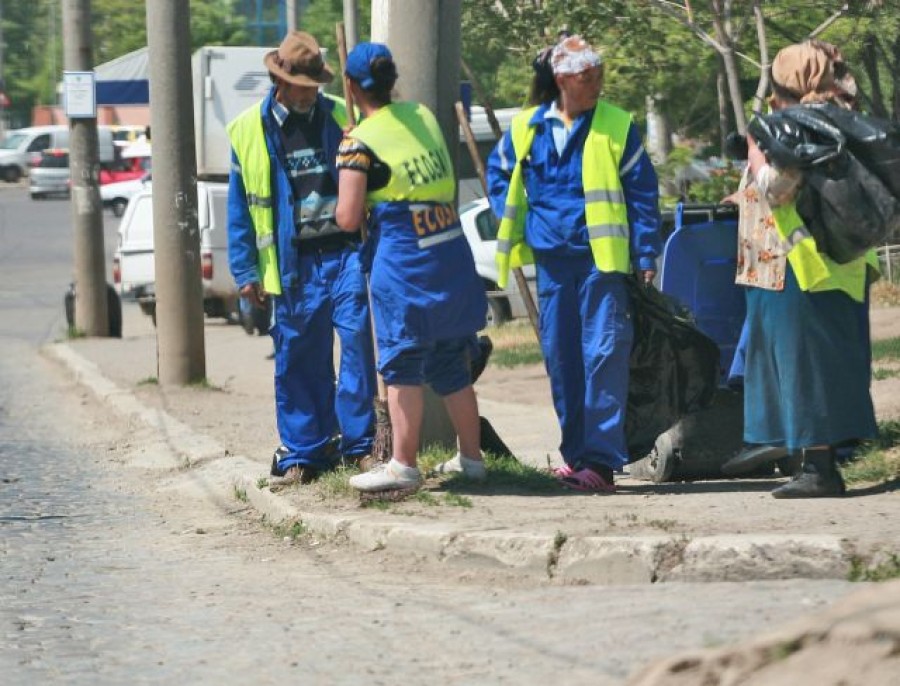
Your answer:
[63,71,97,118]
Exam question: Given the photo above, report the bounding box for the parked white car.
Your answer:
[113,181,238,323]
[101,172,151,217]
[459,197,535,326]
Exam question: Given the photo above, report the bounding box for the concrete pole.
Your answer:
[286,0,296,32]
[62,0,108,336]
[371,0,462,450]
[0,0,5,139]
[145,0,206,384]
[371,0,460,195]
[342,0,359,50]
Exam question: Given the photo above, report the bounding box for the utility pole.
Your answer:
[0,0,6,139]
[286,0,296,32]
[342,0,359,50]
[145,0,206,384]
[370,0,462,449]
[371,0,460,190]
[62,0,108,336]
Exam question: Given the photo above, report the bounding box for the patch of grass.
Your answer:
[769,639,802,662]
[848,554,900,582]
[137,376,158,386]
[872,367,900,381]
[234,487,248,503]
[438,451,558,493]
[361,498,392,511]
[272,519,307,540]
[482,321,543,368]
[314,466,357,499]
[414,490,440,506]
[66,327,86,339]
[872,337,900,362]
[492,344,544,367]
[256,477,269,489]
[443,492,472,508]
[840,420,900,485]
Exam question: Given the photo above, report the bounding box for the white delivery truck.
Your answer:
[192,46,272,179]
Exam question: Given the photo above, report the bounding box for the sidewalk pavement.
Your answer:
[47,302,900,585]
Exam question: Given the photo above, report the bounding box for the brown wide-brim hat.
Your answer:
[264,31,334,87]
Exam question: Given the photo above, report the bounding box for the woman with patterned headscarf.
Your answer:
[724,40,878,498]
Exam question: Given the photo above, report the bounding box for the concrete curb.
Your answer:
[50,342,858,584]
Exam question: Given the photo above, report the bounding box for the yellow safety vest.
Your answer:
[771,202,878,302]
[227,95,348,295]
[495,101,633,289]
[349,102,456,204]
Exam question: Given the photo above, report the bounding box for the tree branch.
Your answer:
[809,3,849,38]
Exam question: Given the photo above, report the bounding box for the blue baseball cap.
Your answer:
[345,42,393,89]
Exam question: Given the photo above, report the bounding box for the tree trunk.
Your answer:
[750,0,769,115]
[711,0,747,133]
[717,61,729,153]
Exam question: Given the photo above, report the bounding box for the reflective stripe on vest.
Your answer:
[495,101,632,288]
[350,102,455,204]
[771,202,873,302]
[227,96,348,295]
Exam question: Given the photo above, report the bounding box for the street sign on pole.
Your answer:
[63,70,97,118]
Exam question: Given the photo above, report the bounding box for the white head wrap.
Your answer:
[551,35,602,76]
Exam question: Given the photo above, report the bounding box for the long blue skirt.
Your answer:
[744,264,877,449]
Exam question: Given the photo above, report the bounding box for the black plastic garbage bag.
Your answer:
[813,105,900,198]
[748,106,844,169]
[625,279,720,460]
[749,105,900,263]
[797,150,900,263]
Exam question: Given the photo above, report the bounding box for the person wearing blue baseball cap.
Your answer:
[335,42,488,494]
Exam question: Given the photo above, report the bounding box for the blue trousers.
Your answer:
[271,248,376,470]
[536,255,633,470]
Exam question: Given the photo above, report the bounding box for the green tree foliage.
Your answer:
[461,0,899,146]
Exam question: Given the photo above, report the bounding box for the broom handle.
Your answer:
[336,22,387,400]
[455,102,541,341]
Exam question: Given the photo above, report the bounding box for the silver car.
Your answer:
[28,148,71,199]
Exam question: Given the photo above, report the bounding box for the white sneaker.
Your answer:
[431,453,487,481]
[349,459,422,492]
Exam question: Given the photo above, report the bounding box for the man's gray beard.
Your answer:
[290,103,316,120]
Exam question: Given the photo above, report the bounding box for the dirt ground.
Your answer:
[48,303,900,685]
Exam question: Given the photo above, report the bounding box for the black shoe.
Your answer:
[470,335,494,384]
[270,445,289,477]
[721,444,789,476]
[771,448,846,499]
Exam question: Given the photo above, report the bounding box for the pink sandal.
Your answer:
[551,464,576,478]
[559,467,616,493]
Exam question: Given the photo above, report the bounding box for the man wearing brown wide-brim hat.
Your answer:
[225,30,377,486]
[264,31,335,88]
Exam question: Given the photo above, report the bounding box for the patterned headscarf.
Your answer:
[770,40,858,109]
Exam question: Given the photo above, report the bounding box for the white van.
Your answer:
[113,181,239,323]
[0,125,70,183]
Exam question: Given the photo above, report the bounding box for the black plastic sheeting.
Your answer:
[625,279,721,461]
